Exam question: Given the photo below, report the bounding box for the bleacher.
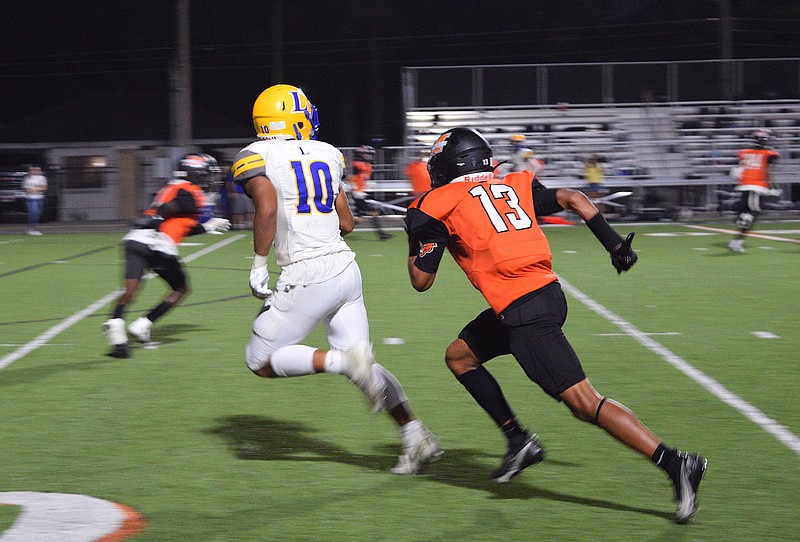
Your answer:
[396,100,800,219]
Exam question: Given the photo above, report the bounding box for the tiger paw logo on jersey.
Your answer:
[419,242,438,257]
[431,133,451,157]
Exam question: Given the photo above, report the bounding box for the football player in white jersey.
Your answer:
[230,84,441,474]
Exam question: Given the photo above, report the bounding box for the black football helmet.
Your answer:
[427,127,493,188]
[752,128,772,148]
[175,152,222,190]
[354,145,375,163]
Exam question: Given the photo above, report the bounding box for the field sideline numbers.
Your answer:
[0,492,145,541]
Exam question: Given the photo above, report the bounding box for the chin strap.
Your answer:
[492,160,509,171]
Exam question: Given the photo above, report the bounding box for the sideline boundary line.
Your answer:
[0,234,245,370]
[558,276,800,456]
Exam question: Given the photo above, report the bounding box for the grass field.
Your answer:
[1,220,799,541]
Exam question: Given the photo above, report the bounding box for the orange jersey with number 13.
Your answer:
[410,170,557,314]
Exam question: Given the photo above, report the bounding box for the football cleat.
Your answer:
[107,343,130,359]
[491,434,545,483]
[344,342,382,411]
[728,239,745,253]
[391,427,443,475]
[672,452,707,524]
[103,318,127,346]
[128,317,152,343]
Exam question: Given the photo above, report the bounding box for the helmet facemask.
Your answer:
[176,153,222,192]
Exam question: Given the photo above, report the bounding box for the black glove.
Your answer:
[610,232,637,274]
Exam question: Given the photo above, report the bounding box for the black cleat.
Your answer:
[671,452,707,524]
[107,343,130,359]
[491,435,545,483]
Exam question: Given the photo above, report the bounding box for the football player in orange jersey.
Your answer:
[348,145,392,241]
[728,129,780,252]
[405,127,706,523]
[103,153,230,358]
[405,149,431,197]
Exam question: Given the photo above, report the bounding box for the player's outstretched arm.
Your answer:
[556,188,637,274]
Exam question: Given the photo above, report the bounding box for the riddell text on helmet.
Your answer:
[462,172,493,182]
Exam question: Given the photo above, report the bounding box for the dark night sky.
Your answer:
[1,0,798,147]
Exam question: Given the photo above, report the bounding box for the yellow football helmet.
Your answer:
[252,84,319,140]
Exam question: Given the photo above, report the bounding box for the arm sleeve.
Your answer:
[231,149,267,189]
[406,208,448,274]
[531,179,564,216]
[157,188,198,218]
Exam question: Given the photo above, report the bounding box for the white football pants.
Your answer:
[245,259,369,371]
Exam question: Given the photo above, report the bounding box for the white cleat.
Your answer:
[128,317,152,343]
[103,318,127,346]
[345,342,382,411]
[391,428,443,475]
[103,318,130,358]
[728,239,745,253]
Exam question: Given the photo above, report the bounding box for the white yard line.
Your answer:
[558,276,800,456]
[684,224,800,244]
[0,234,245,370]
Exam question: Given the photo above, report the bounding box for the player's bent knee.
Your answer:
[245,344,274,377]
[567,404,595,423]
[561,381,604,423]
[444,339,478,376]
[736,212,754,230]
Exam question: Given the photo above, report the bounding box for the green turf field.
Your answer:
[1,221,798,541]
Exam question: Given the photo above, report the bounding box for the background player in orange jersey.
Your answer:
[405,149,431,197]
[103,153,230,358]
[348,145,392,241]
[404,127,707,523]
[728,128,780,253]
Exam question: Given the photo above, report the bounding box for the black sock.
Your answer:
[500,419,529,447]
[456,366,516,429]
[146,301,172,323]
[370,216,386,236]
[112,304,125,319]
[651,443,681,478]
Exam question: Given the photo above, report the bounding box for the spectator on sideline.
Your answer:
[22,165,48,235]
[231,84,441,474]
[584,152,608,212]
[404,127,707,524]
[728,129,780,253]
[500,134,544,177]
[584,152,606,193]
